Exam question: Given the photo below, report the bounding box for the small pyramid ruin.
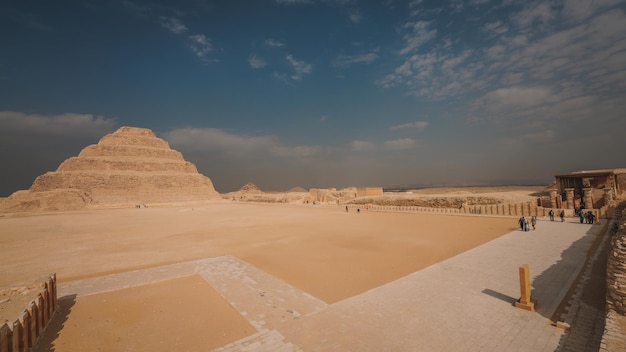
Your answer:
[1,126,220,212]
[238,182,262,193]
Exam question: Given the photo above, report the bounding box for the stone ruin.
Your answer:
[238,182,262,194]
[0,126,220,212]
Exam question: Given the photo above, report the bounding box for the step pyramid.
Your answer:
[1,126,220,212]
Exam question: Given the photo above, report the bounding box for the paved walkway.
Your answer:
[56,217,604,351]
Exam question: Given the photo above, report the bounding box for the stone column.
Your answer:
[565,188,575,209]
[583,188,593,209]
[604,188,614,204]
[549,189,558,208]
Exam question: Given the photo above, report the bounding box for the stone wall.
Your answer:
[600,201,626,352]
[607,201,626,315]
[0,274,57,352]
[356,187,383,197]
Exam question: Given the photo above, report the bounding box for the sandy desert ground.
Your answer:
[0,196,522,351]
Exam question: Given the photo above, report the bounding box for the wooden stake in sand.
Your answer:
[515,264,536,311]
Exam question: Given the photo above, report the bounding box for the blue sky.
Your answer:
[1,0,625,195]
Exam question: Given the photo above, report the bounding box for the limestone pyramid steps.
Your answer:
[1,126,220,212]
[78,145,184,160]
[57,157,199,173]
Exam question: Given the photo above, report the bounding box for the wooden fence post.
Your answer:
[515,264,536,311]
[0,323,10,352]
[13,317,23,352]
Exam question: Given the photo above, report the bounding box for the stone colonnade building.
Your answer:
[551,168,626,210]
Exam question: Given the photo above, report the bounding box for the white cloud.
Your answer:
[159,17,188,34]
[474,86,554,110]
[249,54,268,69]
[482,21,509,36]
[562,0,623,21]
[512,2,557,30]
[333,51,379,68]
[165,127,321,158]
[399,20,437,55]
[0,111,117,138]
[265,38,286,47]
[272,72,292,84]
[188,34,213,60]
[286,54,312,80]
[384,138,416,150]
[390,121,429,132]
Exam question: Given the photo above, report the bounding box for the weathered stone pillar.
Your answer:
[515,264,535,311]
[522,203,530,216]
[565,188,575,209]
[549,189,558,208]
[604,188,614,204]
[583,188,593,209]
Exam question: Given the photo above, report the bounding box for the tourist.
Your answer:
[560,210,565,222]
[588,211,595,224]
[345,206,348,213]
[579,211,585,223]
[357,208,360,213]
[523,217,529,231]
[549,209,554,221]
[531,216,537,230]
[519,217,525,230]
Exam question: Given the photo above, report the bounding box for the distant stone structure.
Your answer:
[553,168,626,209]
[356,187,383,197]
[305,188,356,204]
[0,126,220,212]
[238,182,262,193]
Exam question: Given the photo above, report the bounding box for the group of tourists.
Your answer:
[546,208,597,224]
[547,209,566,222]
[518,216,537,231]
[579,210,596,224]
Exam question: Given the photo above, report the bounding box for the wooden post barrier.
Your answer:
[36,294,43,337]
[12,318,23,352]
[0,323,10,352]
[28,302,36,349]
[515,264,536,311]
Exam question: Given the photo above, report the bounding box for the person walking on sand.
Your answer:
[345,206,348,213]
[549,209,554,221]
[531,216,537,230]
[560,210,565,222]
[519,216,525,230]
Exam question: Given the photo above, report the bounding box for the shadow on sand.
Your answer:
[481,288,517,305]
[33,294,76,352]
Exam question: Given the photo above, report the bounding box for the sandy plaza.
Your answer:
[0,200,614,351]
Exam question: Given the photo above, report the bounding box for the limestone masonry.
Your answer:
[0,126,219,212]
